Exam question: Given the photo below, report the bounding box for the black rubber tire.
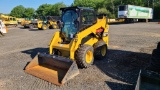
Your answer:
[151,57,160,64]
[157,42,160,50]
[152,49,160,58]
[49,25,52,29]
[150,49,160,70]
[75,44,94,68]
[38,28,42,30]
[151,49,160,64]
[94,40,108,60]
[150,61,160,68]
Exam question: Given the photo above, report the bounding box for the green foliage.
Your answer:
[73,0,103,10]
[74,0,96,9]
[23,8,35,18]
[98,8,109,14]
[96,0,160,19]
[9,0,160,19]
[10,5,25,18]
[36,2,66,16]
[50,2,66,16]
[154,5,160,19]
[97,8,115,18]
[36,4,52,16]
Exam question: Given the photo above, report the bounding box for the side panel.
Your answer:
[127,5,153,19]
[118,5,153,19]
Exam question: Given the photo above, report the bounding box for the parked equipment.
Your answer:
[118,5,153,23]
[25,6,109,86]
[21,18,32,28]
[29,16,60,30]
[45,16,60,29]
[17,18,25,24]
[0,20,8,36]
[135,42,160,90]
[135,70,160,90]
[0,14,18,27]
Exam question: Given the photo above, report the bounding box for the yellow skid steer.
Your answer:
[25,6,109,86]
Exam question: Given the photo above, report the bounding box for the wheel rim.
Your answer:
[101,45,107,56]
[43,25,47,30]
[85,50,93,64]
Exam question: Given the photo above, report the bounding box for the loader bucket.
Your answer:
[135,70,160,90]
[25,53,79,86]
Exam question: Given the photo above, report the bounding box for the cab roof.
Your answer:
[60,6,94,11]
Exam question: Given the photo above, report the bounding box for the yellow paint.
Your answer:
[85,50,93,64]
[37,20,58,30]
[21,19,31,26]
[49,15,109,61]
[37,21,43,29]
[0,14,18,26]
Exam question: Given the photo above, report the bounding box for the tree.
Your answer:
[10,5,25,18]
[74,0,96,8]
[73,0,104,10]
[73,0,115,17]
[50,2,66,16]
[23,8,35,18]
[97,8,115,18]
[36,4,52,16]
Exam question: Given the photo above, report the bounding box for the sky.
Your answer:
[0,0,74,14]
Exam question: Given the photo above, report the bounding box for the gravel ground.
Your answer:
[0,22,160,90]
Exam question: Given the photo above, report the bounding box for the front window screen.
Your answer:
[119,6,127,11]
[81,11,96,30]
[62,10,78,39]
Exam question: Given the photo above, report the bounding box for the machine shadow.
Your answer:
[21,48,49,70]
[21,48,151,89]
[29,29,44,31]
[21,47,49,59]
[109,21,147,25]
[105,81,134,90]
[19,27,29,29]
[109,22,131,25]
[94,49,151,90]
[28,29,58,31]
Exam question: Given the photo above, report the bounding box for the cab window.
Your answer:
[81,10,96,30]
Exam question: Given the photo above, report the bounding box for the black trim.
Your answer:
[81,33,95,44]
[79,9,97,32]
[60,6,94,11]
[59,6,97,43]
[60,6,97,32]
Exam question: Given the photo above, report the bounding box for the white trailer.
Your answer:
[118,5,153,22]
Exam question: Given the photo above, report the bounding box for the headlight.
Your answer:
[103,32,108,37]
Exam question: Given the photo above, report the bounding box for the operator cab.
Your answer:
[59,6,97,43]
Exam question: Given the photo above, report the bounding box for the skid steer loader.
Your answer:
[25,6,109,86]
[29,16,60,30]
[46,16,60,29]
[135,42,160,90]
